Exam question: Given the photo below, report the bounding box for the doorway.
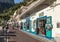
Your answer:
[20,22,23,29]
[36,18,46,36]
[25,22,30,31]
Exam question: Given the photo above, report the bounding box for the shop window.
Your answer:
[57,23,60,28]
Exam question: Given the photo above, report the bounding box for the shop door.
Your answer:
[26,22,29,30]
[38,18,46,36]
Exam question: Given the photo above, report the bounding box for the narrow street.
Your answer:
[0,0,60,42]
[16,29,41,42]
[0,25,55,42]
[7,27,41,42]
[0,25,41,42]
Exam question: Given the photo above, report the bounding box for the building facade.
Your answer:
[12,0,60,39]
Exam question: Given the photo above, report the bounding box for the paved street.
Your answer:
[16,29,41,42]
[8,27,41,42]
[0,26,55,42]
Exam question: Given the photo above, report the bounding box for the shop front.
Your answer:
[36,16,47,36]
[35,16,53,37]
[20,19,26,31]
[26,17,31,32]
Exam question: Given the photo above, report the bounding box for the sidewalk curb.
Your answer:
[19,30,56,42]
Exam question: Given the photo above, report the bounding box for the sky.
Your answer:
[14,0,23,3]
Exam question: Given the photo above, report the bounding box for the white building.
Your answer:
[33,0,60,37]
[13,0,60,40]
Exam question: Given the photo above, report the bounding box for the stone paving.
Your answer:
[54,37,60,42]
[0,26,57,42]
[8,28,41,42]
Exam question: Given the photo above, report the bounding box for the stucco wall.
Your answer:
[44,0,60,37]
[35,0,60,37]
[19,0,60,37]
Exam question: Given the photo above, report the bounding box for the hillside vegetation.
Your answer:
[0,2,26,25]
[0,0,35,25]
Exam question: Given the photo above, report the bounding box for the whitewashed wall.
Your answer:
[35,0,60,37]
[30,11,40,32]
[19,0,60,37]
